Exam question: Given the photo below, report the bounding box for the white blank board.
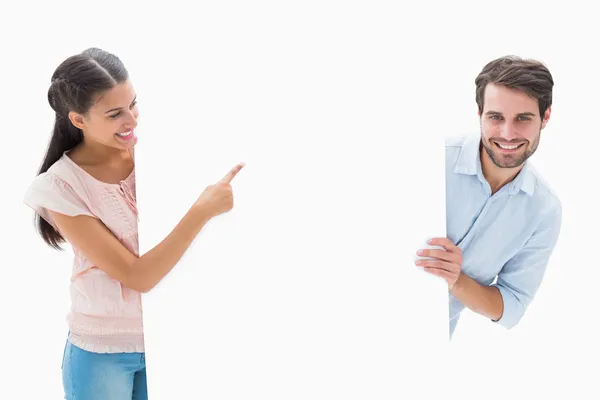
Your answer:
[134,3,450,398]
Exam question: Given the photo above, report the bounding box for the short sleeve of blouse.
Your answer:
[24,172,95,230]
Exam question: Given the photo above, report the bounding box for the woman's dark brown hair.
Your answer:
[36,48,129,249]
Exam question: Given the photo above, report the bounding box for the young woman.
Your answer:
[24,48,244,400]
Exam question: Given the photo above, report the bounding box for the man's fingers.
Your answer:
[417,248,460,263]
[427,237,460,253]
[221,162,245,184]
[423,266,453,282]
[415,259,458,273]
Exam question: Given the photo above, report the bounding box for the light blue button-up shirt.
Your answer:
[446,134,562,337]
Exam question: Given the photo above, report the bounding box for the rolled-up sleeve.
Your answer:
[491,203,562,329]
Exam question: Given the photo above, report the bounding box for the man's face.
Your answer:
[479,83,551,169]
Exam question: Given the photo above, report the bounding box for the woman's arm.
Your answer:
[50,163,244,293]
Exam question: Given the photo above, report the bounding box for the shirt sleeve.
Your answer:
[24,172,95,231]
[491,203,562,329]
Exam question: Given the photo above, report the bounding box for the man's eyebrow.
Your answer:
[484,110,537,117]
[105,95,137,114]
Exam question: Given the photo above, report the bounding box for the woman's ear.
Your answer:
[68,111,86,130]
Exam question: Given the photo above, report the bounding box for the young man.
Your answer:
[416,56,562,338]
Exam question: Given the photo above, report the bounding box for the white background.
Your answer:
[133,4,449,398]
[2,1,599,399]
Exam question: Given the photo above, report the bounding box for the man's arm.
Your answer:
[417,204,562,328]
[483,205,562,329]
[450,273,504,321]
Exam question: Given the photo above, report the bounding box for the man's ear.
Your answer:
[541,106,552,129]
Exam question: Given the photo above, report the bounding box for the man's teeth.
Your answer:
[497,143,521,150]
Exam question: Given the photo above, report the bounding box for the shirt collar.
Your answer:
[453,134,535,196]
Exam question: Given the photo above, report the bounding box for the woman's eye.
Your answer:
[109,101,137,119]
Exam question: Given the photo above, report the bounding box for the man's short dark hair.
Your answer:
[475,55,554,119]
